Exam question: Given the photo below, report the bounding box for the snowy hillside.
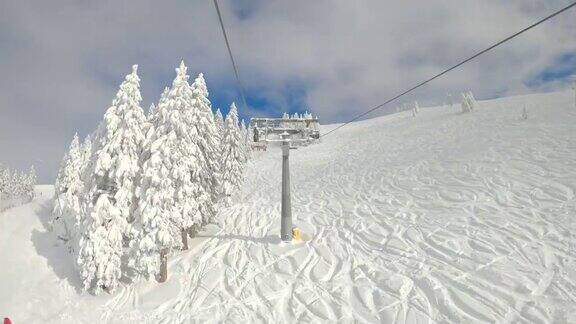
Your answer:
[2,90,576,323]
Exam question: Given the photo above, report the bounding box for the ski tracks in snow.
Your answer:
[104,92,576,323]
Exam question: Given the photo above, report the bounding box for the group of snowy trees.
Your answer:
[392,92,477,116]
[52,62,251,294]
[394,102,420,116]
[281,111,319,132]
[282,111,314,120]
[0,164,36,212]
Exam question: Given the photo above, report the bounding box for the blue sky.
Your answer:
[525,53,576,88]
[0,0,575,182]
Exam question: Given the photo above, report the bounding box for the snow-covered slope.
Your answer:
[1,90,576,323]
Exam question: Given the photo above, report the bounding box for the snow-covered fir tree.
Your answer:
[52,133,85,247]
[54,153,69,196]
[281,112,290,128]
[160,86,170,101]
[77,64,148,293]
[214,108,224,134]
[78,192,124,292]
[25,166,36,200]
[81,134,92,167]
[11,171,24,197]
[221,102,244,200]
[148,103,156,116]
[54,133,82,195]
[133,61,204,279]
[214,107,225,196]
[189,73,221,225]
[50,137,90,249]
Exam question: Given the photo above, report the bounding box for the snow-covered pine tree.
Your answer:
[148,103,156,116]
[133,61,204,280]
[52,133,84,247]
[221,103,244,201]
[214,108,225,134]
[281,112,290,128]
[55,134,81,195]
[25,166,36,201]
[189,73,221,226]
[56,133,92,247]
[78,192,124,292]
[147,87,169,124]
[54,152,68,196]
[160,86,170,102]
[214,108,225,196]
[13,171,26,198]
[81,134,92,168]
[77,64,147,293]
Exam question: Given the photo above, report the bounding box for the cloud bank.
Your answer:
[1,0,575,181]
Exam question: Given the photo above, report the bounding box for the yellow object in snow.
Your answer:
[292,227,302,241]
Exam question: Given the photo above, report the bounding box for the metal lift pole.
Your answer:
[280,132,293,241]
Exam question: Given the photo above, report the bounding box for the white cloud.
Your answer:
[0,0,575,181]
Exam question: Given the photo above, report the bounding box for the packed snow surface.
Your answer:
[2,91,576,323]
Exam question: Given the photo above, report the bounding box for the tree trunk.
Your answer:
[158,248,168,283]
[187,226,196,238]
[181,229,188,250]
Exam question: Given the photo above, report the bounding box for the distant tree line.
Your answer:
[0,164,36,212]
